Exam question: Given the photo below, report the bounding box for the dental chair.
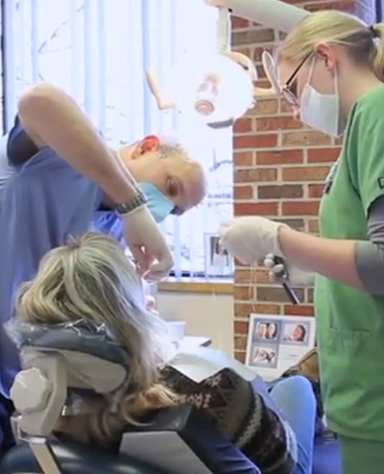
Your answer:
[0,321,342,474]
[0,321,261,474]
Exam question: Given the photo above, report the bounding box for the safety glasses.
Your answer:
[282,52,313,105]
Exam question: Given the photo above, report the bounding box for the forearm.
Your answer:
[278,227,364,290]
[18,83,137,203]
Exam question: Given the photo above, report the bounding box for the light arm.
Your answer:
[279,227,363,289]
[205,0,309,33]
[18,83,139,204]
[145,71,177,111]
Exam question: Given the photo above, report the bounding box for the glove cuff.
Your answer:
[274,223,289,257]
[120,203,147,218]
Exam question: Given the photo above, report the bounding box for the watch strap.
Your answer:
[114,190,147,216]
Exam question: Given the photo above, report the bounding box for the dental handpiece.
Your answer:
[273,256,300,305]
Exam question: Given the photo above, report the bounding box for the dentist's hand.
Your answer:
[264,254,315,287]
[122,206,173,281]
[219,216,288,264]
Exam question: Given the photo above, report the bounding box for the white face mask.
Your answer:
[300,60,344,138]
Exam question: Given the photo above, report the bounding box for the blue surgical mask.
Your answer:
[138,182,174,223]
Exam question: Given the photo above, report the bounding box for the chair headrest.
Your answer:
[7,319,130,366]
[6,319,130,438]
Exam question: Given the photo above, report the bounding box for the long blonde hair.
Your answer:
[16,232,178,446]
[276,10,384,82]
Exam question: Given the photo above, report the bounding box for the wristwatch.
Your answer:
[114,189,147,216]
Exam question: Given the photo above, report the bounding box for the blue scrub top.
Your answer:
[0,123,116,397]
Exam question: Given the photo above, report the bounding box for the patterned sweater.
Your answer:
[161,366,297,474]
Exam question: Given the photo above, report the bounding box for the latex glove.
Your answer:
[220,216,287,264]
[122,206,173,281]
[264,253,315,286]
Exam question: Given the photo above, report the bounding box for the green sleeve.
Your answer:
[347,89,384,216]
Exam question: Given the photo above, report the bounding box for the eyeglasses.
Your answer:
[282,52,313,105]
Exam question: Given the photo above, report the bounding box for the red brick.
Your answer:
[235,168,277,183]
[306,1,356,12]
[234,286,254,301]
[257,79,272,89]
[232,28,275,46]
[256,149,304,165]
[234,185,254,200]
[258,184,303,199]
[234,151,254,167]
[234,320,249,335]
[256,64,267,80]
[235,269,252,284]
[231,16,249,29]
[257,286,305,303]
[234,336,248,351]
[232,46,252,57]
[253,46,274,62]
[309,184,324,198]
[234,351,246,363]
[234,117,253,134]
[282,131,332,147]
[307,148,341,163]
[234,303,282,317]
[250,99,279,116]
[235,268,269,284]
[256,116,301,131]
[284,305,315,316]
[281,201,320,216]
[235,202,279,216]
[280,99,294,114]
[234,134,278,149]
[282,166,330,182]
[276,218,305,231]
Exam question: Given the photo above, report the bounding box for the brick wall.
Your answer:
[232,0,357,362]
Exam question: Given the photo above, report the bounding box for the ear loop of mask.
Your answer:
[305,55,338,96]
[302,55,316,95]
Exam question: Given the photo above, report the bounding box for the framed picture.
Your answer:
[246,314,316,380]
[204,233,234,277]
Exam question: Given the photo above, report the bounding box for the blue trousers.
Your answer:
[269,376,316,474]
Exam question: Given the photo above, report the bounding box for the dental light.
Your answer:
[146,0,309,128]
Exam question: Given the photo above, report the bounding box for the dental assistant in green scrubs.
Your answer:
[219,10,384,474]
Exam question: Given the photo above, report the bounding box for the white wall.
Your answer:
[156,292,234,355]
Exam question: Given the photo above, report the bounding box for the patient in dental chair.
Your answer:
[13,233,316,474]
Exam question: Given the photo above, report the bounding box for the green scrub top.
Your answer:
[315,85,384,442]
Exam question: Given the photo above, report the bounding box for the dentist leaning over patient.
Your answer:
[0,83,206,456]
[220,10,384,474]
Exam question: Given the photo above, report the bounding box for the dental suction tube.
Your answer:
[207,0,309,34]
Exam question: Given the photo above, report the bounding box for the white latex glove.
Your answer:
[264,253,315,286]
[122,206,173,282]
[220,216,287,264]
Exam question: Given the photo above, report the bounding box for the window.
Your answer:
[1,0,233,278]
